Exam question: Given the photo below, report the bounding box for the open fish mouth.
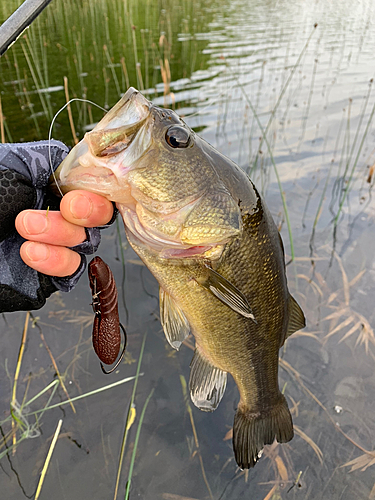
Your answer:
[52,87,152,203]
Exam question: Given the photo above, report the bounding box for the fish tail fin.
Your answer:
[233,394,293,469]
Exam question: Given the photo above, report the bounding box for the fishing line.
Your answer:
[48,98,107,197]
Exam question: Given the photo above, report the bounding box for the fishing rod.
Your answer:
[0,0,53,56]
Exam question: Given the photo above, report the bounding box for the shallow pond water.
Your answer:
[1,0,375,499]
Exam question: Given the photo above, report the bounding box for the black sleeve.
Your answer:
[0,141,89,313]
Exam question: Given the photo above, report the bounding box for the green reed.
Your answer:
[124,387,154,500]
[309,105,347,252]
[114,332,147,500]
[20,40,50,121]
[104,44,122,98]
[249,23,318,177]
[238,79,295,260]
[0,0,212,142]
[298,55,319,151]
[333,87,375,228]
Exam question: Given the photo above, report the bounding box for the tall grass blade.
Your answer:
[180,375,214,500]
[104,44,121,97]
[237,80,295,261]
[293,425,323,464]
[24,34,53,119]
[334,94,375,228]
[35,316,76,413]
[20,40,50,120]
[113,332,147,500]
[34,419,63,500]
[251,24,318,173]
[64,76,79,145]
[124,387,154,500]
[11,312,30,453]
[26,375,140,417]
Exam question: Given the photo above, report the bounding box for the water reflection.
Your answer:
[1,0,375,499]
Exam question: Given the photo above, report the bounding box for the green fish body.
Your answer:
[53,88,306,468]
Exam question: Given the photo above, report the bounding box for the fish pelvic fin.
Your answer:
[196,264,257,322]
[160,288,190,350]
[189,347,227,412]
[233,395,294,469]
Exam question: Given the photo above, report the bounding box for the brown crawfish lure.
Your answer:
[88,256,127,374]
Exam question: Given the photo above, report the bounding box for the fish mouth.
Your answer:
[51,87,152,202]
[50,87,235,262]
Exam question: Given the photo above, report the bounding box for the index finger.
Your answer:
[60,190,114,228]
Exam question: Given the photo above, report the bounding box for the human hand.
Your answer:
[0,140,116,313]
[15,191,114,277]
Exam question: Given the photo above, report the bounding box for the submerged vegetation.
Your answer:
[1,0,375,499]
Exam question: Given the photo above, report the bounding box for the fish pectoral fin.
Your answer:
[196,265,257,322]
[284,294,306,342]
[189,347,227,412]
[159,288,190,350]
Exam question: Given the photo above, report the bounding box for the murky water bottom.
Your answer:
[1,0,375,499]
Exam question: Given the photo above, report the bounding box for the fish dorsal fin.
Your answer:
[159,288,190,350]
[283,295,306,344]
[189,347,227,412]
[196,265,257,322]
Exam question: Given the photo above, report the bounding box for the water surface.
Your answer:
[1,1,375,499]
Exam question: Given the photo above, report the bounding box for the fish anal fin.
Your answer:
[159,288,190,350]
[233,395,294,469]
[196,264,257,322]
[189,347,227,412]
[285,295,306,341]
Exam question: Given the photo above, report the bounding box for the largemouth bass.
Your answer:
[53,87,305,469]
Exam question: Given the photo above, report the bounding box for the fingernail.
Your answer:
[25,242,50,262]
[23,212,49,235]
[69,194,93,219]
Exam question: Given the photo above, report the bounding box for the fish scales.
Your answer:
[132,184,286,399]
[53,87,305,469]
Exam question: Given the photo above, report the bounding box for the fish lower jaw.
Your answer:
[118,204,227,261]
[125,227,216,260]
[160,243,226,261]
[120,211,224,261]
[161,246,216,259]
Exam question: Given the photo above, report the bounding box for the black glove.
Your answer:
[0,140,102,313]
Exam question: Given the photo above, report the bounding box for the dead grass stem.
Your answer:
[180,375,214,500]
[63,76,78,145]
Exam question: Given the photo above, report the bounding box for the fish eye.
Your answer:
[165,126,190,148]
